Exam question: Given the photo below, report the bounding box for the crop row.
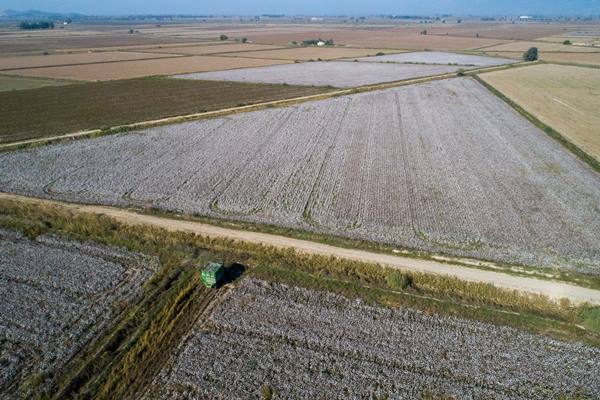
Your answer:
[145,278,600,399]
[0,229,159,397]
[1,78,599,274]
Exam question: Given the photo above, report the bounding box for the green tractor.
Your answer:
[200,262,225,288]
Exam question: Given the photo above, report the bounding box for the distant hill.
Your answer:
[1,9,86,20]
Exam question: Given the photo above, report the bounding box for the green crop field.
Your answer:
[0,74,71,92]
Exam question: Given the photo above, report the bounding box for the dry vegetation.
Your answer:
[177,60,463,87]
[356,50,516,66]
[145,277,600,399]
[481,64,600,163]
[2,78,599,274]
[8,55,291,81]
[483,50,600,66]
[219,46,399,60]
[0,51,179,70]
[0,229,159,398]
[0,77,331,143]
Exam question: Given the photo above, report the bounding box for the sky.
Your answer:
[1,0,599,16]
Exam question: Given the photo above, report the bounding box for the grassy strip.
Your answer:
[1,198,598,346]
[473,74,600,173]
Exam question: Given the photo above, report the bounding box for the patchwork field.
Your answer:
[220,46,398,61]
[483,40,600,53]
[0,77,330,143]
[0,51,179,70]
[0,229,159,398]
[8,55,291,81]
[148,43,284,55]
[145,278,600,399]
[245,29,510,50]
[357,50,516,66]
[2,78,599,273]
[176,60,463,87]
[481,64,600,163]
[0,75,71,92]
[481,50,600,65]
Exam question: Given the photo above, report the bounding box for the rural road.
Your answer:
[2,192,600,305]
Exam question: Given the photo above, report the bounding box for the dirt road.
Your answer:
[2,192,599,304]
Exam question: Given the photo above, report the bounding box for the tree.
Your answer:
[523,47,538,61]
[241,37,247,43]
[220,34,228,40]
[563,39,572,45]
[128,29,134,34]
[420,29,427,35]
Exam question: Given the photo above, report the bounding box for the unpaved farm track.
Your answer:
[2,192,600,305]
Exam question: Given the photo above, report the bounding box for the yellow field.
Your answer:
[9,56,291,81]
[483,40,600,53]
[481,63,600,162]
[220,46,399,60]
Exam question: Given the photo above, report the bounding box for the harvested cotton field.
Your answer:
[176,61,462,87]
[0,229,159,397]
[144,278,600,399]
[357,51,517,66]
[1,77,600,274]
[8,55,291,81]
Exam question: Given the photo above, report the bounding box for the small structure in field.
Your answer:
[201,262,224,288]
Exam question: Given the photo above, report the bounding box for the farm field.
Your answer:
[0,77,331,143]
[145,278,600,399]
[0,228,159,398]
[480,50,600,65]
[7,55,291,81]
[425,24,574,40]
[220,46,399,60]
[148,43,284,55]
[176,60,463,87]
[481,64,600,163]
[2,78,599,273]
[539,35,600,46]
[0,51,179,70]
[483,40,600,53]
[356,50,516,66]
[0,74,72,92]
[247,29,510,50]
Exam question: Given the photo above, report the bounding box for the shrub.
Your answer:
[220,34,228,41]
[523,47,538,61]
[386,270,413,290]
[456,68,466,77]
[376,52,385,56]
[563,40,572,45]
[241,37,247,43]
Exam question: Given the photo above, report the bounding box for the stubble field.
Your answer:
[481,63,600,163]
[219,46,399,61]
[0,77,331,143]
[176,60,464,87]
[0,74,71,92]
[0,229,159,398]
[1,77,599,273]
[144,278,600,399]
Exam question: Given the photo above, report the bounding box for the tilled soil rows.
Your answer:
[145,278,600,399]
[0,229,159,397]
[1,77,599,274]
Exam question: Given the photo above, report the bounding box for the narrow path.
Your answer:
[2,192,599,305]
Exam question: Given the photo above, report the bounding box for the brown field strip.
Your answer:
[0,51,179,70]
[219,46,399,60]
[481,63,600,163]
[0,77,331,143]
[7,55,291,81]
[148,43,285,55]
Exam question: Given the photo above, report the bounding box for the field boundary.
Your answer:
[0,61,532,152]
[1,192,599,304]
[474,74,600,173]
